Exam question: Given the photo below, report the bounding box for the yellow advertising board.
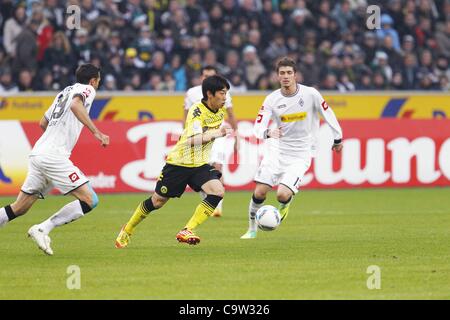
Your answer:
[1,92,449,120]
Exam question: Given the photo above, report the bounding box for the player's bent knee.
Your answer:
[254,190,267,201]
[151,195,167,209]
[210,187,225,198]
[276,192,292,203]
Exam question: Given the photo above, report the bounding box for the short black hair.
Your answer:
[202,74,230,100]
[276,57,297,73]
[76,64,100,84]
[201,65,217,74]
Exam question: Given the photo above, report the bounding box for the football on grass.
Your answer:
[256,205,281,231]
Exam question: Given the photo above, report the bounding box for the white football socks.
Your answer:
[37,200,85,234]
[0,207,8,227]
[248,196,264,232]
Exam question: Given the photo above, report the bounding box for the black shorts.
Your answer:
[155,163,222,198]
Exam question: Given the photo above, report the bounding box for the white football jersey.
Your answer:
[184,85,232,110]
[254,84,342,158]
[31,83,96,158]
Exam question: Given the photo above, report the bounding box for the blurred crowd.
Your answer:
[0,0,449,93]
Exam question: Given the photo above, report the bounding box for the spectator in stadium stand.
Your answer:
[72,28,91,65]
[263,32,288,65]
[401,34,416,56]
[12,19,39,77]
[331,0,354,33]
[380,34,403,67]
[122,47,141,80]
[34,68,56,91]
[242,45,266,90]
[391,71,407,90]
[102,73,118,91]
[0,67,19,93]
[170,54,187,91]
[0,46,8,69]
[439,75,450,91]
[299,51,320,87]
[287,9,308,42]
[42,31,75,89]
[321,73,340,90]
[372,71,388,90]
[376,14,401,52]
[371,51,393,83]
[356,72,374,90]
[17,68,34,91]
[29,3,53,63]
[402,52,419,90]
[43,0,65,30]
[2,3,26,57]
[435,20,450,57]
[435,55,450,81]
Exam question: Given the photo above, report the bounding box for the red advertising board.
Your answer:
[1,119,449,196]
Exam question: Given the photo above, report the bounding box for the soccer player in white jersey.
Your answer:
[184,65,239,217]
[241,57,343,239]
[0,64,110,255]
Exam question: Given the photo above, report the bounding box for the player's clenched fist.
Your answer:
[267,128,282,139]
[95,132,110,147]
[220,124,234,137]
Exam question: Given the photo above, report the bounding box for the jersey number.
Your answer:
[51,94,70,120]
[256,114,263,123]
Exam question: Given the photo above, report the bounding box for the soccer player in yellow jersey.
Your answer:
[115,75,233,247]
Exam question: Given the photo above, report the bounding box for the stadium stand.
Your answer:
[0,0,449,92]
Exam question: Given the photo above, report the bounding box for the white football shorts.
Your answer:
[254,155,312,194]
[209,136,227,165]
[21,155,89,197]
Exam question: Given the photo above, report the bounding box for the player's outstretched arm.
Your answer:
[187,125,233,146]
[70,96,110,147]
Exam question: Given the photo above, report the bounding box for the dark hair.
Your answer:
[201,65,218,74]
[202,74,230,100]
[76,64,100,84]
[276,57,297,73]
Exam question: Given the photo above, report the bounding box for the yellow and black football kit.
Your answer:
[156,100,225,198]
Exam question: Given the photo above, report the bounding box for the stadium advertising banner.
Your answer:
[0,119,449,195]
[1,93,450,121]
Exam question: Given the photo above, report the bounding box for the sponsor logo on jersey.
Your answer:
[299,98,304,107]
[280,112,307,122]
[160,186,168,194]
[321,101,329,111]
[192,107,202,118]
[69,172,80,183]
[277,104,288,109]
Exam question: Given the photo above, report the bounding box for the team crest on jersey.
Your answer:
[69,172,80,183]
[298,98,304,107]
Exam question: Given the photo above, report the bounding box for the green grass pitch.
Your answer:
[0,188,449,300]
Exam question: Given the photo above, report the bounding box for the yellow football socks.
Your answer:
[125,201,150,234]
[185,200,215,230]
